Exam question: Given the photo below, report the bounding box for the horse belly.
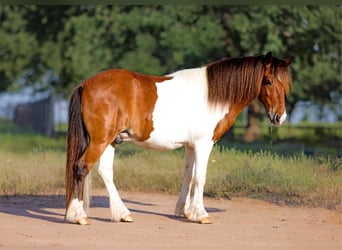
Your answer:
[132,114,193,150]
[135,105,224,150]
[132,138,183,151]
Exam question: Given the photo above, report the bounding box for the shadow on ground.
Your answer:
[0,194,225,224]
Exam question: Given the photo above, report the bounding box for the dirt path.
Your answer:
[0,190,340,249]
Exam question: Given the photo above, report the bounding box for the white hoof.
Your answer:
[185,206,211,224]
[120,214,134,222]
[77,217,90,225]
[65,198,88,224]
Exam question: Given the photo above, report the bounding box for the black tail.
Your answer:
[65,85,88,208]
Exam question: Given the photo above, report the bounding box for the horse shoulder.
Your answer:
[212,108,242,143]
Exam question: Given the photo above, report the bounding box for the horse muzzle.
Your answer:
[268,111,286,126]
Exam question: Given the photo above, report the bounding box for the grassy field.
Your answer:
[0,119,341,209]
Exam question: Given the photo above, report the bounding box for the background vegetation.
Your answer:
[0,5,341,115]
[0,119,340,210]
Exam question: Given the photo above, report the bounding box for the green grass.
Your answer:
[0,119,340,209]
[206,147,341,209]
[0,119,66,153]
[231,121,341,158]
[0,143,340,209]
[0,150,65,195]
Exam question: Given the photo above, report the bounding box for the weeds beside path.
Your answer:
[0,119,341,210]
[0,145,340,210]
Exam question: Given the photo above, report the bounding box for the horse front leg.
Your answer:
[175,146,195,217]
[186,141,213,224]
[98,144,133,222]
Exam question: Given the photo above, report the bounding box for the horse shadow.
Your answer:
[0,194,66,223]
[0,194,226,224]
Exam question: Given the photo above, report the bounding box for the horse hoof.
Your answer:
[121,214,134,222]
[77,217,90,225]
[184,213,190,219]
[199,217,212,224]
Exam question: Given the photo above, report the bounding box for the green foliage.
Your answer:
[0,6,340,111]
[0,6,38,91]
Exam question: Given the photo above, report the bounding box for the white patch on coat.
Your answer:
[133,67,229,150]
[98,145,131,222]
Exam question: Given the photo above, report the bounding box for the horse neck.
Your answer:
[206,57,264,111]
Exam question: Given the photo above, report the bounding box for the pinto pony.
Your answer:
[65,52,293,225]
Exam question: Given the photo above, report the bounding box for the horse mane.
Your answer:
[271,58,292,94]
[206,55,292,108]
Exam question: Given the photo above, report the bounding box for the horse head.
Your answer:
[258,52,293,126]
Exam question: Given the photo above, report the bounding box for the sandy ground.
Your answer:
[0,189,340,249]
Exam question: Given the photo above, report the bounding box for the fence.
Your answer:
[13,93,55,137]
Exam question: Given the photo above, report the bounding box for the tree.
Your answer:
[215,6,341,140]
[1,5,340,127]
[281,6,341,110]
[0,6,38,91]
[10,5,226,96]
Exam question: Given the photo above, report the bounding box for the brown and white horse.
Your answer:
[65,52,293,225]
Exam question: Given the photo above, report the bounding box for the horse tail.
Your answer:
[65,85,88,208]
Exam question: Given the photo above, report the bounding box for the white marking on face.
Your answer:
[279,111,287,125]
[268,110,287,125]
[133,67,228,149]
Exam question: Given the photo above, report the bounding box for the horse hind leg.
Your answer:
[65,161,90,225]
[98,144,133,222]
[65,140,109,225]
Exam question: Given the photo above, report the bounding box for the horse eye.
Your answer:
[264,79,272,85]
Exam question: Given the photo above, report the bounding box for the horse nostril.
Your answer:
[275,114,280,123]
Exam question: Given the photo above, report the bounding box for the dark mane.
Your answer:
[206,55,265,108]
[206,55,292,108]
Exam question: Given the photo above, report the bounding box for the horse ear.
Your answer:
[263,52,273,76]
[283,56,294,66]
[263,52,273,65]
